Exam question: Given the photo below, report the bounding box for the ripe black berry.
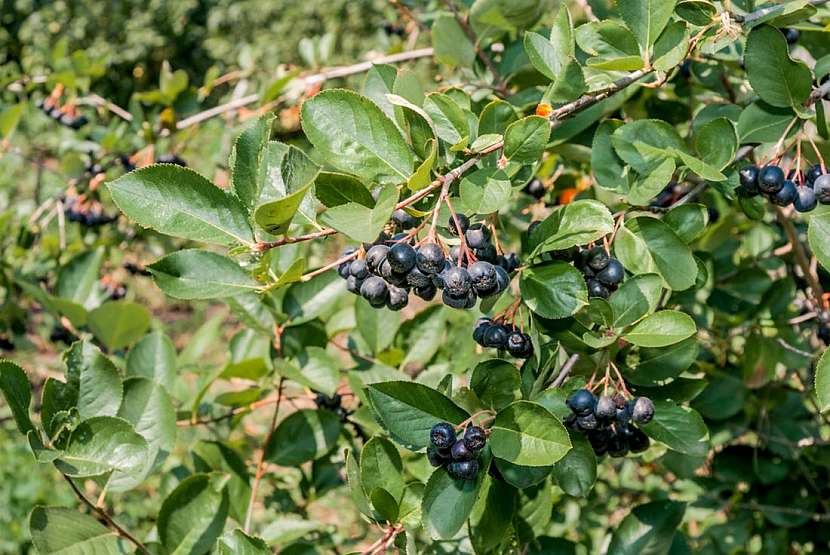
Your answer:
[783,27,799,44]
[607,434,629,458]
[770,179,797,206]
[447,214,470,236]
[406,266,432,288]
[430,422,456,449]
[365,245,390,274]
[594,396,616,420]
[388,243,417,273]
[427,446,447,467]
[567,389,596,417]
[442,266,471,296]
[506,331,533,358]
[577,413,598,430]
[463,426,486,451]
[596,259,624,287]
[468,261,498,296]
[483,324,509,348]
[758,165,785,194]
[415,283,437,301]
[814,175,830,204]
[587,279,610,299]
[494,266,510,293]
[349,259,369,280]
[447,459,479,480]
[739,166,760,195]
[391,209,419,230]
[360,276,388,307]
[450,439,474,461]
[442,290,470,309]
[465,225,491,249]
[416,243,446,275]
[631,397,655,424]
[794,186,818,213]
[806,164,823,185]
[475,244,498,263]
[473,318,492,344]
[627,427,650,453]
[586,247,610,271]
[523,178,546,199]
[386,285,409,311]
[346,275,363,294]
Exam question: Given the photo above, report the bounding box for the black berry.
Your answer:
[758,165,785,194]
[430,422,456,449]
[793,186,818,213]
[770,179,797,206]
[447,459,479,480]
[596,259,624,287]
[739,166,760,195]
[360,276,388,307]
[448,214,470,236]
[463,426,486,451]
[388,242,417,273]
[567,389,596,417]
[631,397,655,425]
[416,243,446,274]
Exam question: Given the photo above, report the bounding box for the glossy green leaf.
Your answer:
[88,301,152,351]
[216,530,270,555]
[432,14,476,68]
[126,332,177,393]
[0,359,34,434]
[641,401,708,456]
[815,348,830,412]
[618,0,677,50]
[158,473,230,555]
[552,432,596,496]
[29,507,126,555]
[319,184,398,243]
[623,310,696,347]
[422,465,486,539]
[504,116,550,163]
[614,217,697,291]
[528,200,614,255]
[265,409,341,466]
[360,436,404,501]
[489,401,572,466]
[745,25,812,108]
[55,416,149,478]
[230,114,274,213]
[608,500,686,555]
[108,165,254,246]
[459,167,512,214]
[520,262,588,319]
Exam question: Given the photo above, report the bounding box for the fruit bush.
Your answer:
[3,0,830,553]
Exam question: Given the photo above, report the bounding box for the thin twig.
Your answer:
[775,206,826,310]
[551,353,580,388]
[244,376,286,533]
[61,474,150,554]
[443,1,507,94]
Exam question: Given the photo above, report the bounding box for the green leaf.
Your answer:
[608,500,686,555]
[619,0,677,51]
[586,55,645,71]
[42,340,122,435]
[592,120,628,193]
[422,465,487,539]
[808,211,830,273]
[108,165,254,246]
[356,298,401,354]
[55,416,149,478]
[470,359,520,410]
[629,338,699,384]
[675,0,716,25]
[490,401,572,466]
[110,377,176,491]
[314,172,374,208]
[283,270,345,325]
[504,116,550,164]
[524,31,562,80]
[360,436,404,502]
[815,348,830,412]
[265,409,341,466]
[366,381,469,450]
[56,248,105,310]
[545,60,586,103]
[148,249,259,300]
[641,401,708,456]
[575,20,641,60]
[745,25,813,108]
[653,21,690,72]
[281,346,340,397]
[628,158,676,206]
[424,92,471,146]
[737,102,795,143]
[254,145,319,234]
[609,274,664,329]
[87,301,152,351]
[664,204,708,243]
[528,200,615,255]
[301,89,414,184]
[319,184,398,243]
[623,310,696,347]
[612,119,685,174]
[432,13,476,68]
[230,114,275,213]
[469,477,517,553]
[216,530,270,555]
[614,217,698,291]
[520,262,588,319]
[0,360,35,434]
[672,149,726,182]
[552,432,596,496]
[158,473,230,555]
[408,139,437,190]
[30,507,126,554]
[126,332,177,393]
[459,168,512,214]
[479,99,519,135]
[694,117,738,171]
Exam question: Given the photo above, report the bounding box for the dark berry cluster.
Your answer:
[564,390,653,457]
[36,99,88,129]
[338,214,517,311]
[522,178,546,200]
[100,275,127,300]
[739,164,829,213]
[427,422,486,480]
[314,392,350,421]
[553,246,625,299]
[472,317,533,359]
[62,190,117,227]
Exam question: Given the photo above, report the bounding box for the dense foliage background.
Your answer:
[2,0,830,553]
